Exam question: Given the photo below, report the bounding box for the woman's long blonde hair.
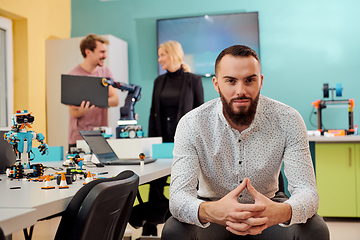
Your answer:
[159,40,191,72]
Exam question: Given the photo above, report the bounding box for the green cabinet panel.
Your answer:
[356,144,360,217]
[315,143,357,217]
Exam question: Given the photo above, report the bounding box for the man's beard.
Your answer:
[97,58,105,67]
[219,88,260,126]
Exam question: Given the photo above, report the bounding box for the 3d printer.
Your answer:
[312,83,355,135]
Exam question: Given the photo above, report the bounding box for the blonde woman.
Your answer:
[149,40,204,142]
[137,41,204,236]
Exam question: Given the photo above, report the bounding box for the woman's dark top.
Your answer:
[160,68,184,142]
[148,66,204,142]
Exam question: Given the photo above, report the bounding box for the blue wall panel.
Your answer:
[71,0,360,134]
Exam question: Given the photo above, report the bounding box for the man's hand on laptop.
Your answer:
[69,101,96,118]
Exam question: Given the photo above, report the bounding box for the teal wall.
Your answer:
[71,0,360,135]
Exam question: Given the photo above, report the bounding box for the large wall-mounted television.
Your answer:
[157,12,260,77]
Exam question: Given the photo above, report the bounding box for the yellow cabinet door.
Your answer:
[315,143,357,217]
[355,144,360,217]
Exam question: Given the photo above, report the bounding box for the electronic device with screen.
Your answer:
[79,130,157,165]
[157,12,260,77]
[61,74,109,108]
[0,130,16,173]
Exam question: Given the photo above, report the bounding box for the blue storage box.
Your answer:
[31,146,63,161]
[152,143,174,159]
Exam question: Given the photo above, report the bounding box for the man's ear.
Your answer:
[84,48,91,58]
[260,74,264,90]
[213,76,219,93]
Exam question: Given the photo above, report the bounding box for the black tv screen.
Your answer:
[157,12,260,77]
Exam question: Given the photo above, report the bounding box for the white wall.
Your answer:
[0,16,13,128]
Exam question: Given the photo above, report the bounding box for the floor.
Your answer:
[8,217,360,240]
[323,217,360,240]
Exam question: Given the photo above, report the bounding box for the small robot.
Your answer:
[139,153,145,160]
[4,110,48,178]
[66,155,84,170]
[139,152,145,167]
[64,147,85,168]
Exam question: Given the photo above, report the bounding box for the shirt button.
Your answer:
[238,139,241,143]
[239,161,242,164]
[167,117,170,121]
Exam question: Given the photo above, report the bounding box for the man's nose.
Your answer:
[235,83,246,96]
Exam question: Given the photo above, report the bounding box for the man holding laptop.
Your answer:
[67,34,119,151]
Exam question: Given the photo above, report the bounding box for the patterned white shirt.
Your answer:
[170,95,318,228]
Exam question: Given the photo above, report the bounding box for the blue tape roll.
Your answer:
[335,83,342,97]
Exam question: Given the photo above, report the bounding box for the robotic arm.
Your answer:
[103,78,141,120]
[102,78,144,139]
[36,133,49,155]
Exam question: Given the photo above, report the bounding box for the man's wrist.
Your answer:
[280,202,292,225]
[198,201,211,224]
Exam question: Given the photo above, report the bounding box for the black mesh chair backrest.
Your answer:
[0,227,5,240]
[278,171,285,194]
[54,170,139,240]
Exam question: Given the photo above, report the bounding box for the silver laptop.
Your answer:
[79,130,157,165]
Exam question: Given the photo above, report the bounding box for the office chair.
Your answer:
[54,170,139,240]
[129,176,171,238]
[0,227,5,240]
[278,171,286,195]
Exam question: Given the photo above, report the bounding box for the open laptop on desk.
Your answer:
[79,130,157,165]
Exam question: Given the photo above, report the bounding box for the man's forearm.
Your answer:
[69,107,84,118]
[108,95,119,107]
[108,86,119,107]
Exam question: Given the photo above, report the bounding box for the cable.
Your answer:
[29,150,35,161]
[43,166,64,171]
[83,162,97,168]
[309,106,318,129]
[81,154,98,168]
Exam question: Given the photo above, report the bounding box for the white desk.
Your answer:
[309,135,360,142]
[0,158,173,236]
[0,208,37,236]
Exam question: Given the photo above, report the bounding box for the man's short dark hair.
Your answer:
[215,45,260,76]
[80,34,109,58]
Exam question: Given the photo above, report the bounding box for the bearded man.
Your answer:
[161,45,329,240]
